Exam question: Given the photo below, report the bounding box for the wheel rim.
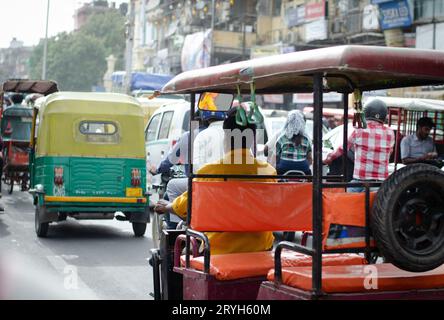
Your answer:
[393,183,444,256]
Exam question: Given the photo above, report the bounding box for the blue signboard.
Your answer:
[379,0,412,30]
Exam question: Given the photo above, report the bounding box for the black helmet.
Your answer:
[364,99,387,123]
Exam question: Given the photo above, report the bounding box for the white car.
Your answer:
[145,101,190,196]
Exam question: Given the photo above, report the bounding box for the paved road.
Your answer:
[0,185,155,300]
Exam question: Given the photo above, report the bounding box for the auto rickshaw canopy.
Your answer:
[1,80,58,95]
[365,96,444,112]
[36,92,145,159]
[162,45,444,94]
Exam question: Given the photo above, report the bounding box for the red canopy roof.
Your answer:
[1,80,58,95]
[162,45,444,95]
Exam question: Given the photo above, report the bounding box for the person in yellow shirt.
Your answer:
[154,107,276,255]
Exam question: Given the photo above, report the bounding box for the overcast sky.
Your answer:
[0,0,126,48]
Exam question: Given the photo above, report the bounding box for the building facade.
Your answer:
[127,0,444,103]
[0,38,33,83]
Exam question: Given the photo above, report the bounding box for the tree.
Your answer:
[30,33,106,91]
[80,10,126,69]
[29,7,125,91]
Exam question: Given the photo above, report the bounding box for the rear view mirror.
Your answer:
[198,92,233,112]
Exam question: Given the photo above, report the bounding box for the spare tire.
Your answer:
[371,164,444,272]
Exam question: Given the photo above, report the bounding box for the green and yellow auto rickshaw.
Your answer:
[29,92,149,237]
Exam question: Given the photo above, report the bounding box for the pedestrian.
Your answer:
[324,98,395,192]
[265,110,312,175]
[323,99,395,245]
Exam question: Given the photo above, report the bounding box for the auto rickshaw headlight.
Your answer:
[35,184,44,193]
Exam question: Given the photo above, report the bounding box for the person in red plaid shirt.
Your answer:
[324,99,395,192]
[323,99,394,244]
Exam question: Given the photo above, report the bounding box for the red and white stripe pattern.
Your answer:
[327,120,395,180]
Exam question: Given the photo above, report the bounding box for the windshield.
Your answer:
[1,116,32,141]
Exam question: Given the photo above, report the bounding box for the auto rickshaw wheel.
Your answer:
[372,164,444,272]
[35,206,49,238]
[8,179,14,194]
[132,222,147,237]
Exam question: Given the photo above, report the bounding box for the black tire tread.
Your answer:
[35,206,49,238]
[372,164,444,272]
[133,222,147,237]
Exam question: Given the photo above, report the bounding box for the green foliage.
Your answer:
[29,7,125,91]
[80,10,126,70]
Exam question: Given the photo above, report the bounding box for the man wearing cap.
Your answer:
[324,98,395,192]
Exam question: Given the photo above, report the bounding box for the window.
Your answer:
[79,121,117,135]
[146,113,161,142]
[415,0,444,20]
[182,110,190,132]
[348,0,360,8]
[346,8,361,34]
[273,0,282,16]
[78,121,119,144]
[158,111,174,140]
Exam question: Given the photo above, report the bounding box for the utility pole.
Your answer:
[42,0,50,80]
[124,0,135,94]
[242,20,246,60]
[433,0,436,50]
[210,0,215,66]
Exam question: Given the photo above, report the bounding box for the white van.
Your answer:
[136,93,186,127]
[144,101,190,194]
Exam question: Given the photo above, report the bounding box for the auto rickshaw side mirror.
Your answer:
[197,92,233,112]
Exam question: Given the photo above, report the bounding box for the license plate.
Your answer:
[126,188,142,197]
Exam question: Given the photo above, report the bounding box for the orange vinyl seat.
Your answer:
[267,263,444,293]
[180,251,366,281]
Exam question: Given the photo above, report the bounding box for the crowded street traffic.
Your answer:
[2,0,444,306]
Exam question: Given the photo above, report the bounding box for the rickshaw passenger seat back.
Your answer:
[191,181,313,232]
[192,181,376,250]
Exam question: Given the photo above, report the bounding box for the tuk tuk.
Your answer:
[1,106,33,193]
[369,96,444,170]
[150,45,444,300]
[0,80,58,194]
[29,92,149,238]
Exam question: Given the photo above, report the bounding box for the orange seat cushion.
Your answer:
[180,251,366,281]
[267,263,444,293]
